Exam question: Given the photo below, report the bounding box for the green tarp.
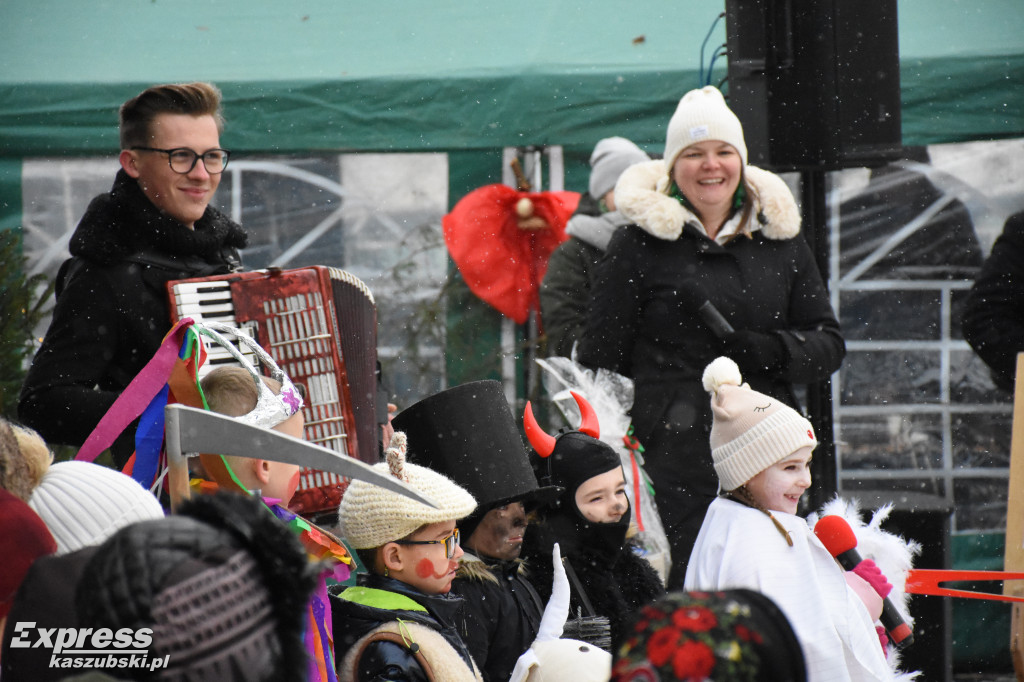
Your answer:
[1,0,1022,157]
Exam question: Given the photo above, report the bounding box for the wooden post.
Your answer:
[1004,353,1024,680]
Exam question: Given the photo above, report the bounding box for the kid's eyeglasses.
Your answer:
[393,527,460,559]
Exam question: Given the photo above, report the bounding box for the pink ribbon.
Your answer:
[76,318,195,463]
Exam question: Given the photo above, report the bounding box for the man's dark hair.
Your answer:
[119,82,224,149]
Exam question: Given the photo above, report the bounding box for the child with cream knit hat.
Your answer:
[331,431,483,682]
[684,357,914,682]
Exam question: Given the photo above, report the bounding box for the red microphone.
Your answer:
[814,514,915,650]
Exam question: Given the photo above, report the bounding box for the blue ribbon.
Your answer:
[132,383,169,487]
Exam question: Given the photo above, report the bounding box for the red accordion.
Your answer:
[167,265,378,516]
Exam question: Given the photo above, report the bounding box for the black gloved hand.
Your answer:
[722,329,787,376]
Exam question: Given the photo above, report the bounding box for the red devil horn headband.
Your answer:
[523,401,555,457]
[571,391,600,438]
[523,391,600,458]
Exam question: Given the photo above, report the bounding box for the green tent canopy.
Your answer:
[1,0,1021,157]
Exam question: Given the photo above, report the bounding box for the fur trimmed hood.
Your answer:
[613,158,801,242]
[457,551,528,585]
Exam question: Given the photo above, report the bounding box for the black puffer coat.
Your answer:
[577,159,844,588]
[540,193,634,358]
[18,169,246,466]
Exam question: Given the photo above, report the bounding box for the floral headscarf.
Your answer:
[611,590,806,681]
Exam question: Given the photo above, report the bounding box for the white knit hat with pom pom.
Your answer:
[702,357,817,491]
[337,431,476,549]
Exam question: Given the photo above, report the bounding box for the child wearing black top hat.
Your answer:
[392,380,562,682]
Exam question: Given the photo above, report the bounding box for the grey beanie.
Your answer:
[588,137,650,200]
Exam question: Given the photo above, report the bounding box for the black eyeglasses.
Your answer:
[393,527,460,559]
[131,146,230,174]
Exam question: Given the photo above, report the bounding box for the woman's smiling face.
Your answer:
[670,140,743,222]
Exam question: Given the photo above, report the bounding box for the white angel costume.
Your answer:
[684,497,895,682]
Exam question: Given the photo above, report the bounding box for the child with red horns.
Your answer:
[519,391,664,651]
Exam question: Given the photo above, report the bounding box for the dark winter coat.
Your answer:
[330,573,482,682]
[577,159,844,588]
[450,552,545,682]
[540,193,634,357]
[519,505,664,651]
[18,169,246,467]
[963,210,1024,392]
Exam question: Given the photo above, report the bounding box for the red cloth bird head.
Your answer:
[443,184,579,324]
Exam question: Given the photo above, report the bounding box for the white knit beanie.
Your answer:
[664,86,747,173]
[337,432,477,549]
[702,357,817,491]
[28,461,165,555]
[588,137,650,200]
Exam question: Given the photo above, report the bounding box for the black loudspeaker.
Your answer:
[725,0,902,171]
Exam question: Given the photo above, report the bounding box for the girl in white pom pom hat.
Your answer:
[575,85,844,591]
[684,357,914,682]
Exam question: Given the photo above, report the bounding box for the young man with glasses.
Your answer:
[19,82,248,468]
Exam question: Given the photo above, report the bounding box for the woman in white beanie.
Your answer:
[685,357,914,682]
[330,431,483,682]
[577,86,844,589]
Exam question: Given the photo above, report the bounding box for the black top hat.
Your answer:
[392,380,562,516]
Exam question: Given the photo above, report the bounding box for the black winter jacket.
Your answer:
[450,553,545,682]
[539,193,635,358]
[578,160,843,447]
[331,574,480,682]
[963,210,1024,392]
[18,170,245,466]
[577,160,844,587]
